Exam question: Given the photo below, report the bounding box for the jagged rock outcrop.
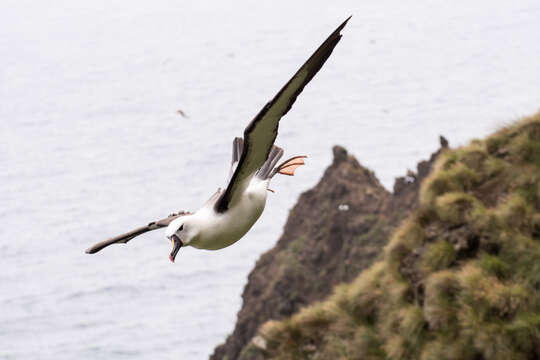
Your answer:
[247,112,540,360]
[211,139,447,360]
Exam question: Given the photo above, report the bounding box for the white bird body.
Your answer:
[85,17,349,261]
[168,178,268,250]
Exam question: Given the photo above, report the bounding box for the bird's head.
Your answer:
[165,216,197,263]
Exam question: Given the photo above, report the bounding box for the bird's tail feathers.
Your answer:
[229,137,244,179]
[256,145,284,180]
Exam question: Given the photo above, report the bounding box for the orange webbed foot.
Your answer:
[277,155,307,176]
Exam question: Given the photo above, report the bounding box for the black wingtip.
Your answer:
[85,240,112,254]
[337,16,352,33]
[323,16,351,44]
[316,16,350,59]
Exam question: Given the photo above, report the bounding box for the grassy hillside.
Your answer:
[249,112,540,360]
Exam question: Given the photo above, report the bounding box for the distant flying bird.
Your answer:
[86,17,350,262]
[176,109,189,118]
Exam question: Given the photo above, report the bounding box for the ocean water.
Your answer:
[1,1,540,358]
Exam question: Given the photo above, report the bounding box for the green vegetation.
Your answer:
[250,111,540,359]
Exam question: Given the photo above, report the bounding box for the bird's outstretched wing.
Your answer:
[214,17,350,213]
[85,211,191,254]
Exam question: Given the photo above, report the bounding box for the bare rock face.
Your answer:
[210,143,444,360]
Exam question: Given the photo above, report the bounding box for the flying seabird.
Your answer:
[86,17,350,262]
[176,109,189,118]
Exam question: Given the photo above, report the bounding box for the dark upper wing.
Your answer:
[215,17,350,213]
[85,211,190,254]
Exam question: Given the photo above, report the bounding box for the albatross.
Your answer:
[86,17,350,262]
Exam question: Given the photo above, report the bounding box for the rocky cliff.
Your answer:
[245,112,540,359]
[211,138,448,360]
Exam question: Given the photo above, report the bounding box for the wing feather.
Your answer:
[85,211,191,254]
[215,17,350,213]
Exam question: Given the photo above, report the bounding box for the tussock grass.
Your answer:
[435,192,479,225]
[424,271,460,330]
[497,193,534,232]
[478,254,510,279]
[397,305,425,343]
[511,129,540,165]
[248,111,540,360]
[421,240,456,273]
[421,162,481,205]
[385,221,425,274]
